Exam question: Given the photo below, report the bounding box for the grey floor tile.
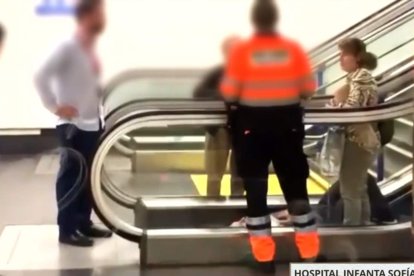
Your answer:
[0,225,138,271]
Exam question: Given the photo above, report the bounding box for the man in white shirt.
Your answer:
[34,0,112,247]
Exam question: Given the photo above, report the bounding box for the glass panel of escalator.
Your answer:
[104,72,203,116]
[98,113,412,230]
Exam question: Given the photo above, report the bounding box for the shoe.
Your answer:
[270,214,280,227]
[59,232,94,247]
[381,219,397,225]
[372,218,397,225]
[230,217,246,227]
[78,224,113,238]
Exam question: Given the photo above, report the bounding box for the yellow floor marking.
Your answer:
[191,173,329,196]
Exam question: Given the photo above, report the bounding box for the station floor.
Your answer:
[0,152,411,275]
[0,153,296,275]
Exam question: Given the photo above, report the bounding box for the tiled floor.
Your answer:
[0,224,279,275]
[0,153,276,275]
[0,153,411,275]
[0,225,139,271]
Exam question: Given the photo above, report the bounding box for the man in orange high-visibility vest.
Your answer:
[220,0,320,273]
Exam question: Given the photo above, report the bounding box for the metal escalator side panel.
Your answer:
[142,223,412,266]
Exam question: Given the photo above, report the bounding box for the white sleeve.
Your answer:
[34,43,69,114]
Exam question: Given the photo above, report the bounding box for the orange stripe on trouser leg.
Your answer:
[249,236,276,262]
[295,232,320,259]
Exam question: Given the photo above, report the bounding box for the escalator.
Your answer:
[91,94,413,265]
[89,4,414,265]
[101,56,413,193]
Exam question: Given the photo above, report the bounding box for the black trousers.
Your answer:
[232,106,311,217]
[56,124,102,236]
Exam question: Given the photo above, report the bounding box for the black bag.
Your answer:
[378,120,394,146]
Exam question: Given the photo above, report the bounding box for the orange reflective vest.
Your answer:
[220,33,316,107]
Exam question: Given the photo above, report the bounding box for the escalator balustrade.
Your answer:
[90,94,414,265]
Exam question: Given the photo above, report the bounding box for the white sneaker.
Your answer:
[270,215,280,227]
[230,217,246,227]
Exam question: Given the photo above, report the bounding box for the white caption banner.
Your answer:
[291,264,414,276]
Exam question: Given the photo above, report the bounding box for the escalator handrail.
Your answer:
[309,0,413,59]
[104,98,413,134]
[104,59,414,123]
[378,61,414,87]
[314,6,414,71]
[377,57,414,82]
[102,69,206,104]
[91,98,414,241]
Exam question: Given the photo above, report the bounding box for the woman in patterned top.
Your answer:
[332,38,380,226]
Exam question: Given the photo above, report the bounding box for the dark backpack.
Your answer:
[378,120,394,146]
[377,96,394,146]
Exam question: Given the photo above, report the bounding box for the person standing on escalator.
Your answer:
[330,38,380,226]
[34,0,112,247]
[220,0,320,272]
[193,36,244,197]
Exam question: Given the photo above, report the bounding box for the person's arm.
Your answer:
[328,83,350,107]
[333,84,350,104]
[295,44,316,100]
[193,67,223,99]
[219,46,243,104]
[34,43,69,114]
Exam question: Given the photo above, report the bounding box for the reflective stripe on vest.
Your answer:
[298,74,316,88]
[246,216,272,236]
[291,213,317,233]
[220,77,242,100]
[222,77,313,106]
[239,97,300,107]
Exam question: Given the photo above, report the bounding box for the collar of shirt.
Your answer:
[254,31,278,37]
[346,68,362,83]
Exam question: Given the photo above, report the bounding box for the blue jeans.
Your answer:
[56,124,102,236]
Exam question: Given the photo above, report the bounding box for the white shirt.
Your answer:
[34,37,103,131]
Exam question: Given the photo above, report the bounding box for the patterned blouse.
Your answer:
[343,68,380,152]
[344,68,378,108]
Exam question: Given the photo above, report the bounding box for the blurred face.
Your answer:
[84,4,106,35]
[222,36,242,60]
[339,50,359,73]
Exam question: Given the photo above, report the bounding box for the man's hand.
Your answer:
[55,105,78,120]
